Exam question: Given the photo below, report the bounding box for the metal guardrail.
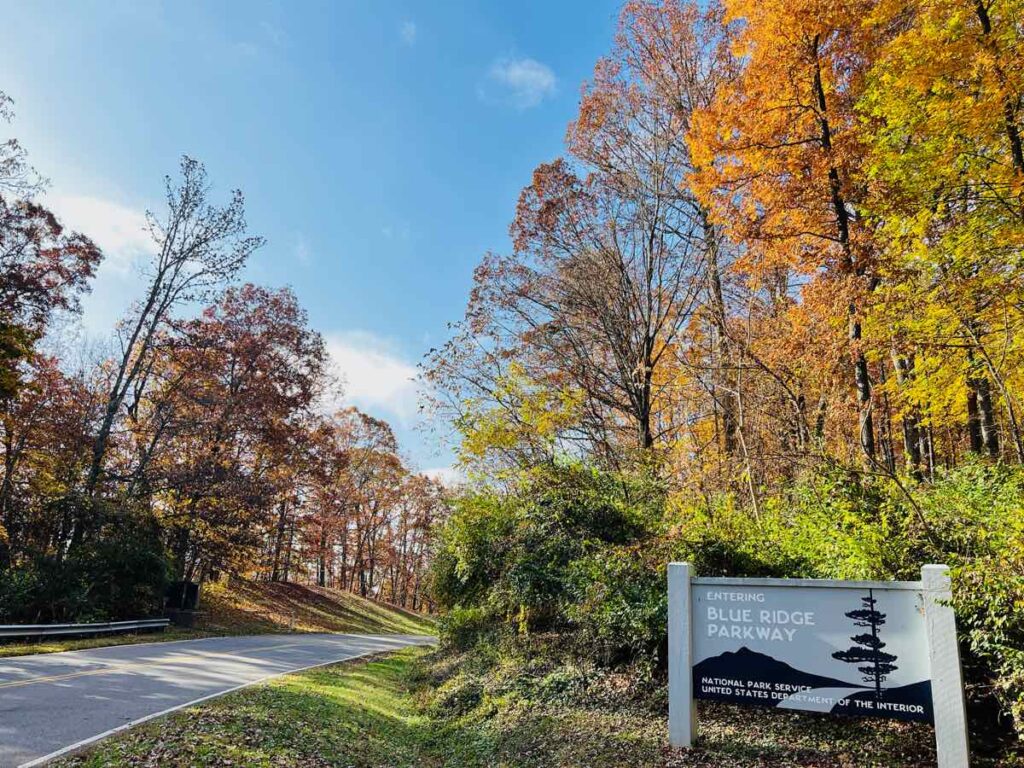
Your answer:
[0,618,170,639]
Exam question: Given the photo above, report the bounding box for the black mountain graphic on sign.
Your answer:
[693,648,932,723]
[694,647,861,694]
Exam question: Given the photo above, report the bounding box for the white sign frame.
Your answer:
[668,563,969,767]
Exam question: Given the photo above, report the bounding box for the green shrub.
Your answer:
[0,499,169,624]
[428,673,485,718]
[565,544,667,665]
[438,606,501,651]
[432,462,664,641]
[430,459,1024,748]
[75,511,171,620]
[915,463,1024,744]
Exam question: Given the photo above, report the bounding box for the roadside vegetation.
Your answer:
[417,0,1024,763]
[59,647,1015,768]
[415,644,944,768]
[430,463,1023,765]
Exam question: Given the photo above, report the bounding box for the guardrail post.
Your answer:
[668,562,695,748]
[922,564,970,768]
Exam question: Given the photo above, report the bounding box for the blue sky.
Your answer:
[0,0,622,477]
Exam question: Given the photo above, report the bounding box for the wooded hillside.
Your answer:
[425,0,1024,760]
[0,96,440,624]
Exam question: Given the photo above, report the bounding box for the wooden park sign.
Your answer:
[668,564,970,767]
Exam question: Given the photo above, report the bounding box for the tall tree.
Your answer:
[85,156,262,499]
[861,0,1024,462]
[0,357,95,565]
[429,24,710,463]
[690,0,884,464]
[150,284,326,581]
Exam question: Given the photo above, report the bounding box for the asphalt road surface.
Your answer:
[0,632,435,767]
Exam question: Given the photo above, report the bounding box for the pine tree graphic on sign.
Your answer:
[832,589,898,702]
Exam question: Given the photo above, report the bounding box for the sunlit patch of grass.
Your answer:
[58,648,447,768]
[197,578,434,637]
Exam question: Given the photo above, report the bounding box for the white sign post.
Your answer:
[668,562,695,748]
[667,563,970,767]
[922,565,970,767]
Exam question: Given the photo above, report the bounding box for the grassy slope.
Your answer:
[0,579,433,658]
[196,579,433,636]
[57,649,439,768]
[54,647,1024,768]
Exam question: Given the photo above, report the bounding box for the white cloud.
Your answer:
[260,20,287,48]
[47,194,154,274]
[325,331,420,424]
[486,57,556,109]
[41,194,155,336]
[400,20,417,46]
[294,233,312,266]
[421,466,465,487]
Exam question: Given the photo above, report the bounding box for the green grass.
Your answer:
[57,648,442,768]
[195,579,434,636]
[0,579,433,659]
[53,645,1023,768]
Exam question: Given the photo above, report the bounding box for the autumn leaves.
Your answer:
[0,152,440,617]
[428,0,1024,496]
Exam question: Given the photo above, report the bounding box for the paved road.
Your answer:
[0,632,435,767]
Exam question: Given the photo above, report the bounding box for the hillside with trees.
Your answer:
[1,0,1022,764]
[424,0,1024,763]
[0,92,440,626]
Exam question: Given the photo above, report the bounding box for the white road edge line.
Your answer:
[17,638,432,768]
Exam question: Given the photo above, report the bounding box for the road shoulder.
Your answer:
[52,648,439,768]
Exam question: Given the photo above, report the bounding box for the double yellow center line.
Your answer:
[0,640,307,690]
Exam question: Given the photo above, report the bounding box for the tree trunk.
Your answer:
[84,266,168,498]
[811,34,874,461]
[282,519,295,583]
[967,382,984,454]
[270,500,288,582]
[892,354,923,476]
[317,525,328,588]
[975,374,1001,458]
[702,212,738,456]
